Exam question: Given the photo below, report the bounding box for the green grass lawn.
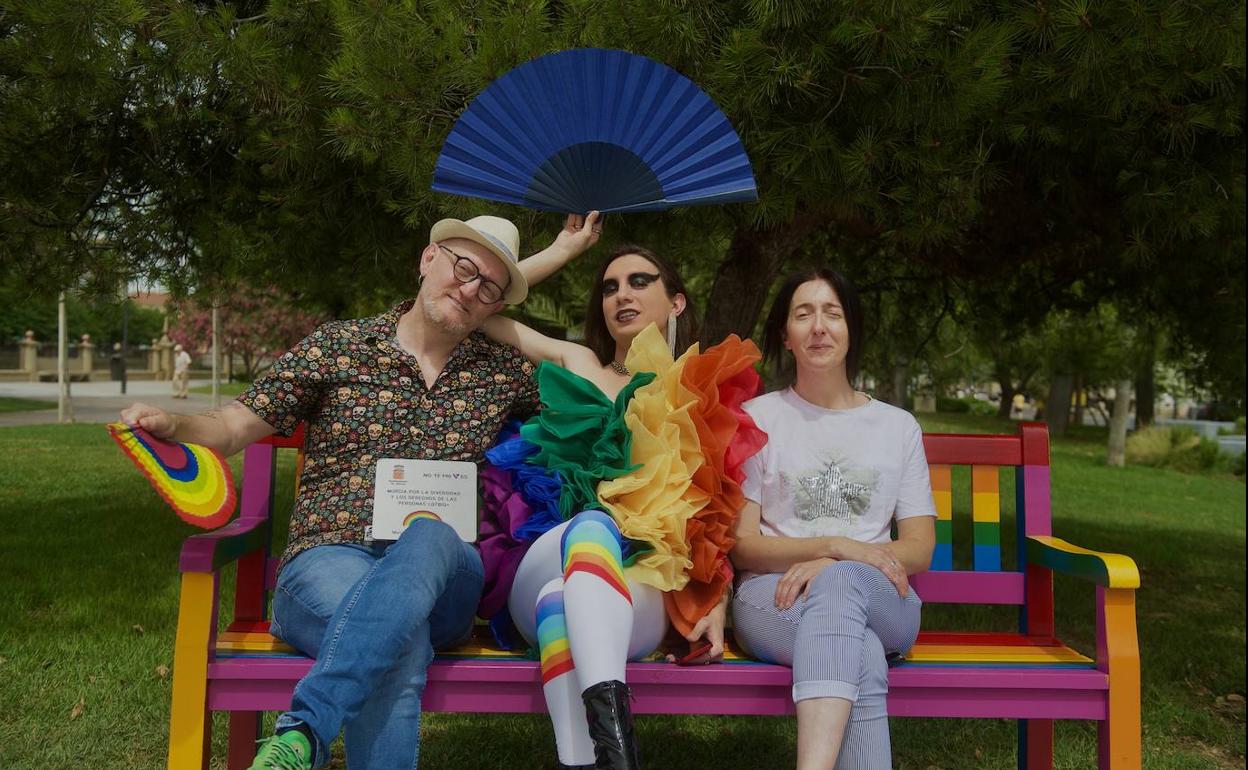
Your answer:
[1,417,1243,769]
[0,396,55,413]
[189,380,251,397]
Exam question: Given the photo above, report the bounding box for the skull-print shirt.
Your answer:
[237,299,539,570]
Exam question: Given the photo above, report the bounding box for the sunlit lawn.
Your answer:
[1,417,1243,769]
[0,396,55,413]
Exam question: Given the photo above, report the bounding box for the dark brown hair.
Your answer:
[761,267,864,385]
[582,245,700,365]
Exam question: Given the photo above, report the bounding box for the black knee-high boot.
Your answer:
[581,680,641,769]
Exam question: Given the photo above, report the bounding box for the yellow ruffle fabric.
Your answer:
[597,324,709,591]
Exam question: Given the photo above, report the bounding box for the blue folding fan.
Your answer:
[432,48,757,213]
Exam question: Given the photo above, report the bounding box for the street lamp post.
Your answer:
[212,302,221,409]
[120,295,129,395]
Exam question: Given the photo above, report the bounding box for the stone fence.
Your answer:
[0,330,178,382]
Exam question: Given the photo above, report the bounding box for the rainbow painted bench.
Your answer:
[166,422,1140,769]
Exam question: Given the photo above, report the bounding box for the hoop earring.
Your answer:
[666,312,677,355]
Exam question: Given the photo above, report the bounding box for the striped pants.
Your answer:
[733,561,922,770]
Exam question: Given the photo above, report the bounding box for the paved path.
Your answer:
[0,380,230,427]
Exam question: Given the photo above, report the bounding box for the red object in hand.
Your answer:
[674,639,714,666]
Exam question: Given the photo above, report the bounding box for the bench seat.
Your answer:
[208,623,1107,720]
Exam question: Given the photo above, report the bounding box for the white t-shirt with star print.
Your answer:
[741,388,936,547]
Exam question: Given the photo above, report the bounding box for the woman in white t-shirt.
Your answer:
[730,268,936,770]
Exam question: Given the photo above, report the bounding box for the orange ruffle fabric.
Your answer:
[664,335,765,635]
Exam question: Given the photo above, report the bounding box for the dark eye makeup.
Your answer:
[603,272,660,295]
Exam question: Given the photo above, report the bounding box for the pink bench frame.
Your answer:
[166,423,1140,769]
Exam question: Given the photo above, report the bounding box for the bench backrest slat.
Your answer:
[245,423,1055,612]
[923,433,1022,466]
[929,464,953,570]
[908,570,1024,604]
[971,465,1002,572]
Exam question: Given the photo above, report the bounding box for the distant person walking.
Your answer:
[172,344,191,399]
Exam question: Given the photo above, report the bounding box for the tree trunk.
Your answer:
[874,371,896,405]
[700,215,828,346]
[1091,395,1111,427]
[1135,348,1156,428]
[1107,379,1133,467]
[699,228,787,346]
[1072,372,1085,428]
[1046,373,1073,437]
[994,363,1016,419]
[889,357,910,408]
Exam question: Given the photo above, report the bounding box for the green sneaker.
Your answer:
[248,730,313,770]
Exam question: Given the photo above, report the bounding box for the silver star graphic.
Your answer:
[797,462,870,521]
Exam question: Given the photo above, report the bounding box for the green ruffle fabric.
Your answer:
[519,361,656,519]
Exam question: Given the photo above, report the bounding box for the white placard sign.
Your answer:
[369,458,478,543]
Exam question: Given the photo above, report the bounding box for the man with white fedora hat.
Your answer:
[120,210,602,770]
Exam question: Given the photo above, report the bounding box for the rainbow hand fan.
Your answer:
[432,48,757,213]
[107,422,237,529]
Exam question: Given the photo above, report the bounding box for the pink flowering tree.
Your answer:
[169,287,324,381]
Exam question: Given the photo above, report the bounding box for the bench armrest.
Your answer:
[178,440,284,574]
[178,513,272,574]
[1025,535,1140,589]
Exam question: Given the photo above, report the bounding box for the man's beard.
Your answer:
[420,291,474,337]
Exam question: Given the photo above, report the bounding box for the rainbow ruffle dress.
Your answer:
[480,325,765,636]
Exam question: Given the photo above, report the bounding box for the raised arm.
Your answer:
[482,314,603,374]
[516,211,602,288]
[119,401,275,457]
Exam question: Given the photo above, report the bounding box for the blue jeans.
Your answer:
[269,518,484,769]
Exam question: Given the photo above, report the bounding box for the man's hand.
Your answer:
[119,402,178,439]
[552,210,602,258]
[117,400,274,456]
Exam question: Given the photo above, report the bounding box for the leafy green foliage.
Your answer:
[0,282,164,348]
[1,0,1243,404]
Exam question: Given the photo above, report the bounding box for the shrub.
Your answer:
[968,399,998,417]
[936,396,998,416]
[1125,426,1174,466]
[1126,426,1232,474]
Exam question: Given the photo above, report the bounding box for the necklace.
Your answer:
[609,360,629,376]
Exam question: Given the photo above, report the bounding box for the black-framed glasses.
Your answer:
[438,244,507,304]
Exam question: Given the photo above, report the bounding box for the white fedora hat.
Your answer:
[428,215,527,304]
